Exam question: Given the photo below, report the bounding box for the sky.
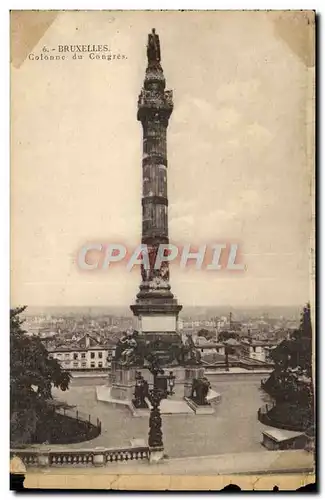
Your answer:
[11,10,314,308]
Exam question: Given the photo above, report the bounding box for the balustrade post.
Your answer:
[37,449,50,468]
[93,447,105,467]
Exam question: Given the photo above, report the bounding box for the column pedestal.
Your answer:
[110,367,137,402]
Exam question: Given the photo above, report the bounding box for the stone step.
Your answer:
[96,386,221,416]
[184,397,215,415]
[146,397,194,415]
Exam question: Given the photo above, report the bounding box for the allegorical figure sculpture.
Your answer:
[113,332,140,367]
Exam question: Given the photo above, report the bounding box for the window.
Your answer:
[98,352,103,359]
[48,354,53,359]
[98,362,103,368]
[65,353,70,359]
[65,360,71,366]
[81,353,86,359]
[81,362,87,368]
[73,362,78,368]
[90,352,95,359]
[90,362,95,368]
[73,352,78,360]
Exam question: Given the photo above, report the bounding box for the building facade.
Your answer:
[47,333,115,371]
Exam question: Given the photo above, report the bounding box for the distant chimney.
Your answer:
[85,333,90,348]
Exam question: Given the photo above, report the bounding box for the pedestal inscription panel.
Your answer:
[140,315,177,333]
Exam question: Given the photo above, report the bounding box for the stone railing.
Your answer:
[11,445,150,468]
[258,402,275,415]
[202,360,274,371]
[55,406,102,431]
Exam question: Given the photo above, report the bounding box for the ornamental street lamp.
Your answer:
[148,386,164,451]
[167,371,176,396]
[147,359,175,460]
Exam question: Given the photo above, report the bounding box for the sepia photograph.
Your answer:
[10,10,315,491]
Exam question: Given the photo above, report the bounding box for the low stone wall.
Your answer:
[11,445,150,468]
[237,359,274,370]
[261,430,308,451]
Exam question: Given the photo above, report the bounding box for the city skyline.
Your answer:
[20,303,304,320]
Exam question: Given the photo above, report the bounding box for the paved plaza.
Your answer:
[51,373,273,458]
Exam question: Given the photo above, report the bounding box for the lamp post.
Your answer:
[147,358,175,462]
[167,371,176,395]
[225,345,230,372]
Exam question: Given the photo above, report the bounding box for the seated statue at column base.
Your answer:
[113,331,145,368]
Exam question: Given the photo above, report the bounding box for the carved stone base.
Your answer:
[110,384,134,401]
[130,295,182,348]
[96,385,221,416]
[130,401,150,418]
[149,447,165,463]
[131,297,182,318]
[110,367,137,402]
[184,397,215,415]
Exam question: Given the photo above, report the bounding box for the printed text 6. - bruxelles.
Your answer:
[58,44,111,52]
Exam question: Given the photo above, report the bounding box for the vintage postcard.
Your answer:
[10,10,315,491]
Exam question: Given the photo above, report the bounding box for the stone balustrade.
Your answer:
[11,445,150,468]
[10,450,39,467]
[105,447,149,463]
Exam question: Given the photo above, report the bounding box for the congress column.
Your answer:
[130,29,182,348]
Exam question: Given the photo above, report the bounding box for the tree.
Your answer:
[261,303,314,430]
[218,330,239,342]
[197,329,215,341]
[10,307,71,445]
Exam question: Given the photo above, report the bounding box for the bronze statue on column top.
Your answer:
[147,28,161,63]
